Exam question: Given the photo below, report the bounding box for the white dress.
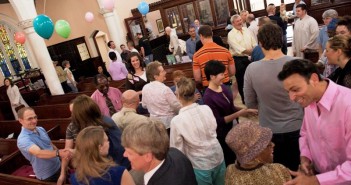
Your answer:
[7,85,28,120]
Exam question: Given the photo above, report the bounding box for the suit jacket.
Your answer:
[148,148,197,185]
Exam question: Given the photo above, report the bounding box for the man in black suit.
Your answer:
[121,119,197,185]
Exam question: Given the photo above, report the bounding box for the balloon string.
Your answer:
[43,0,46,14]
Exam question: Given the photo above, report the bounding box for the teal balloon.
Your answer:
[33,14,54,39]
[137,2,149,15]
[55,20,71,39]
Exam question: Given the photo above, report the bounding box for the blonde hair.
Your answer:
[328,35,351,58]
[176,77,195,102]
[122,119,169,160]
[72,126,116,185]
[146,61,162,81]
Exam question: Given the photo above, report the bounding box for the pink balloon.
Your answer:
[14,32,26,44]
[85,12,94,23]
[103,0,114,11]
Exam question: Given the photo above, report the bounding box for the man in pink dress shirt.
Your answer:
[108,52,128,81]
[278,59,351,185]
[91,74,122,117]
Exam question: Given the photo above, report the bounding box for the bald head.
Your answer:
[122,90,140,109]
[165,27,172,36]
[247,14,255,23]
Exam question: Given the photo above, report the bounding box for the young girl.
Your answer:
[70,126,135,185]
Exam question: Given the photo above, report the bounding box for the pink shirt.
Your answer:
[91,87,122,117]
[142,81,181,129]
[108,61,128,81]
[300,80,351,185]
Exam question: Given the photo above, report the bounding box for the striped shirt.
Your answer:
[193,42,234,86]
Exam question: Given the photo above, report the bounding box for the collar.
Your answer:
[95,89,109,96]
[144,159,165,185]
[21,127,38,135]
[150,81,164,85]
[120,107,137,113]
[315,80,337,112]
[179,103,198,113]
[202,42,217,47]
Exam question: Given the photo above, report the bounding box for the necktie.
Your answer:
[104,93,117,116]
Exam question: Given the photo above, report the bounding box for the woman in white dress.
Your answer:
[4,78,28,120]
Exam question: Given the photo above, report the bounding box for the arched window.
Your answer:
[0,22,31,77]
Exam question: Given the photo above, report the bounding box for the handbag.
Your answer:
[15,104,25,112]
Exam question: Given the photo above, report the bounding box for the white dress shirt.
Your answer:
[170,103,224,170]
[144,160,165,185]
[227,27,257,56]
[142,81,181,129]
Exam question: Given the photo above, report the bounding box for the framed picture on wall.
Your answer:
[156,19,164,33]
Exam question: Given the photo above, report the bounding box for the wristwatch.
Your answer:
[56,149,59,157]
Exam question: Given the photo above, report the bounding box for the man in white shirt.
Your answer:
[227,14,257,104]
[165,27,182,57]
[122,119,197,185]
[247,14,258,43]
[292,4,319,58]
[107,41,123,70]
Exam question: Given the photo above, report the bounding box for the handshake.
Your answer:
[57,148,74,160]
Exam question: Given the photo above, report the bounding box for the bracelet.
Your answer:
[56,149,59,157]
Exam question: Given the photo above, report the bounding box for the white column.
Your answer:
[18,19,39,69]
[9,0,64,95]
[97,0,125,53]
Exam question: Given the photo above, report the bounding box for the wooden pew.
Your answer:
[36,91,93,105]
[0,139,66,185]
[77,79,126,92]
[31,104,71,119]
[34,63,193,107]
[0,118,71,140]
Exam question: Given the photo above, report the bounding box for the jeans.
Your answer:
[67,83,78,93]
[144,54,153,65]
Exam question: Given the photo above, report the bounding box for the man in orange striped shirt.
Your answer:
[193,25,235,89]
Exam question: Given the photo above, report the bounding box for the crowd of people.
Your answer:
[8,0,351,184]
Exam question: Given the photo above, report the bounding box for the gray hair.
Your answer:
[230,14,241,23]
[322,9,338,19]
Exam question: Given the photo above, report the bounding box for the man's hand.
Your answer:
[58,149,73,160]
[300,156,314,176]
[284,170,320,185]
[239,108,258,117]
[194,92,201,101]
[300,48,306,52]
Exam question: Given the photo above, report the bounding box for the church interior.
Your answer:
[0,0,350,184]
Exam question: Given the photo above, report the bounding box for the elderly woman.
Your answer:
[203,60,257,166]
[225,122,291,184]
[70,126,135,185]
[325,35,351,88]
[4,78,28,120]
[170,77,225,185]
[142,61,181,131]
